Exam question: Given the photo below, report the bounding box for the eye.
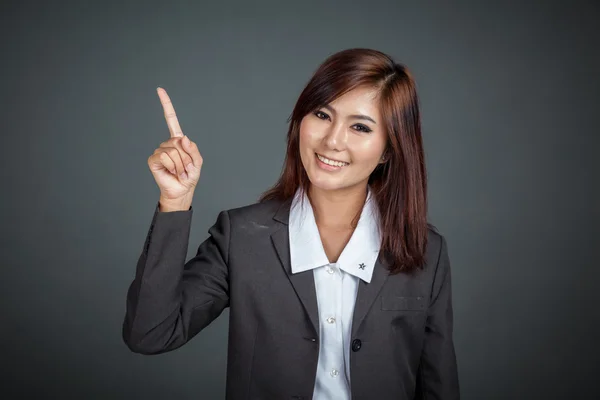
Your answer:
[313,110,330,120]
[353,124,372,133]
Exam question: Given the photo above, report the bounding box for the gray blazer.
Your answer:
[123,198,460,400]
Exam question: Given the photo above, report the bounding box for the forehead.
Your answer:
[329,85,381,116]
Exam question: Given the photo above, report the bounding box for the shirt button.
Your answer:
[325,266,334,274]
[326,317,336,324]
[330,369,339,377]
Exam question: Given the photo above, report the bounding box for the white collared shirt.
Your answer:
[289,187,381,400]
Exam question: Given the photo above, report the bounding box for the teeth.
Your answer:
[317,153,349,167]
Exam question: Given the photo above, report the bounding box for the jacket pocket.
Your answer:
[381,295,427,311]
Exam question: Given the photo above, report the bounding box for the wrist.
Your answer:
[159,194,193,212]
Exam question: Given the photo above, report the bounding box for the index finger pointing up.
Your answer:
[157,87,184,138]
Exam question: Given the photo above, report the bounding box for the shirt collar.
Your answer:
[288,186,381,283]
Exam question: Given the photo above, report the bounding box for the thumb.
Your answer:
[182,135,202,174]
[182,148,197,175]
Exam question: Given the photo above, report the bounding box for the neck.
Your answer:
[307,184,368,230]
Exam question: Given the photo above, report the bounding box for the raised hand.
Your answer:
[147,87,203,210]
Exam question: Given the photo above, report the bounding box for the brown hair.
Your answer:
[260,48,429,274]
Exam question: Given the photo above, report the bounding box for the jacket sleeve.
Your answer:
[122,201,230,355]
[415,234,460,399]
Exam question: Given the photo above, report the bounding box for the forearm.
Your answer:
[123,203,194,353]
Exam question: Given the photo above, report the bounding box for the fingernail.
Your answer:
[180,171,188,180]
[186,163,194,172]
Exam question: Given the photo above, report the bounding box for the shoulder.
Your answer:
[426,222,449,263]
[223,198,287,227]
[427,221,443,243]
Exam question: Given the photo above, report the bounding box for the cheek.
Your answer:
[298,127,309,148]
[350,138,386,164]
[298,121,315,168]
[299,118,323,147]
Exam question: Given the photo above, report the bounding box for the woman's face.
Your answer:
[299,85,387,194]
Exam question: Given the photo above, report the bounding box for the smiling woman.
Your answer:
[261,49,429,275]
[302,86,386,188]
[124,48,459,400]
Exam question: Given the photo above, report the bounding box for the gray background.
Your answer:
[1,0,598,398]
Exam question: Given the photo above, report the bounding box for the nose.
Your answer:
[324,122,347,151]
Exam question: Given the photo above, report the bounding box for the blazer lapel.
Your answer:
[351,255,390,337]
[270,200,320,336]
[269,198,390,339]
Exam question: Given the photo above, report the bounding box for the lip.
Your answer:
[315,153,349,164]
[315,152,349,171]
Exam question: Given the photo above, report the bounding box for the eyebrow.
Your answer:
[322,104,377,124]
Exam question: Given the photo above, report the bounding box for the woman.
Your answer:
[123,48,460,400]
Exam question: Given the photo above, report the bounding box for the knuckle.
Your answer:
[159,152,169,162]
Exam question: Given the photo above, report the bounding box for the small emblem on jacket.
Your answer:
[358,263,366,270]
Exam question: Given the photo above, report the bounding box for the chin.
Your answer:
[305,172,355,193]
[309,180,344,192]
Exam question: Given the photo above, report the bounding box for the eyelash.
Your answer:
[313,110,372,133]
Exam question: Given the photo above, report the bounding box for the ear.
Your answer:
[379,152,388,164]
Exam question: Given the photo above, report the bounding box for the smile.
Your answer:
[315,153,349,167]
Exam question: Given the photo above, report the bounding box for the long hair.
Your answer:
[260,48,429,274]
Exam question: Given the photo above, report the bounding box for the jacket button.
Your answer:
[351,339,362,352]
